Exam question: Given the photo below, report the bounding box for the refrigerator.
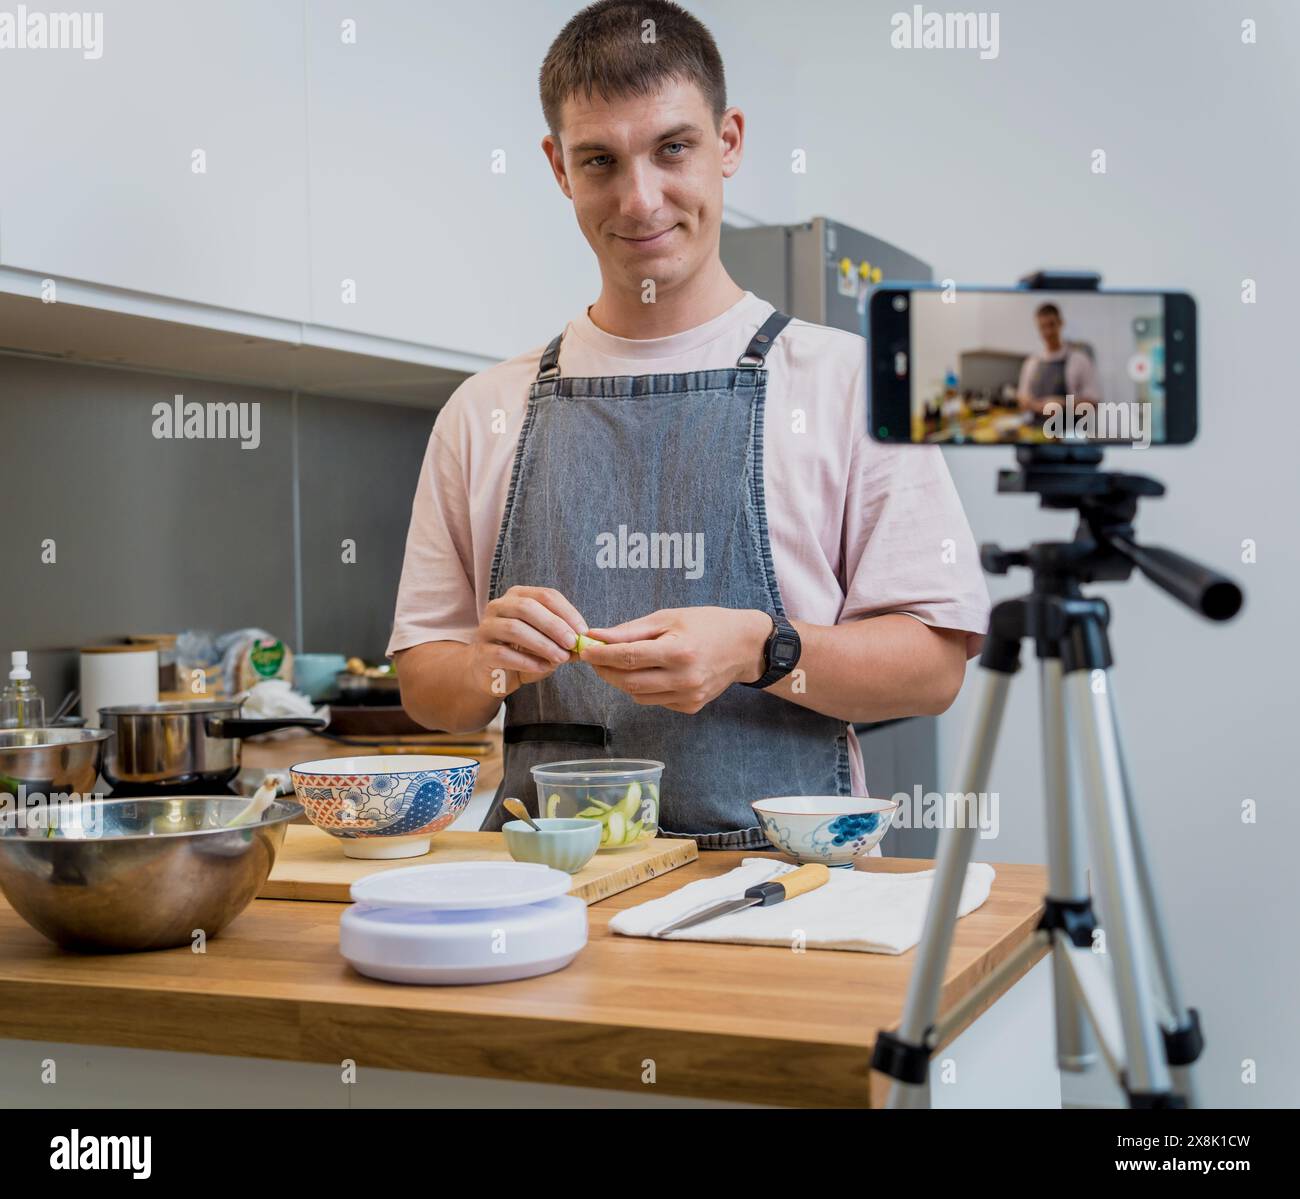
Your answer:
[721,216,941,858]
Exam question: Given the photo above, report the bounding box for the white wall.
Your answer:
[694,0,1297,1106]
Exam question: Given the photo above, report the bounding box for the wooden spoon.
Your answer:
[503,797,541,831]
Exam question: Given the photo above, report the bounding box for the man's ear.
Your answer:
[541,134,574,200]
[719,107,744,179]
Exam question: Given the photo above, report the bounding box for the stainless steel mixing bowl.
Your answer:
[0,727,112,798]
[0,796,299,951]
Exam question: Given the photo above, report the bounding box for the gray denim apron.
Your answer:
[1032,353,1069,401]
[480,310,851,849]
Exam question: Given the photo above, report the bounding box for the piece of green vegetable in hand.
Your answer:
[570,633,606,660]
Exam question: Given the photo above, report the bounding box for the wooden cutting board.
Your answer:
[260,824,698,905]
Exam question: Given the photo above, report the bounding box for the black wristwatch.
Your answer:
[744,613,801,689]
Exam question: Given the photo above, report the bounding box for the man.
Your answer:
[390,0,991,850]
[1017,302,1101,419]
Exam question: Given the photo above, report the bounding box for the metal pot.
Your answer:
[334,670,401,706]
[0,727,113,799]
[99,700,325,790]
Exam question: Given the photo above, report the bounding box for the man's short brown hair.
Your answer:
[540,0,727,137]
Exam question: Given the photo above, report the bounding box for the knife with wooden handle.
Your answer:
[654,863,832,936]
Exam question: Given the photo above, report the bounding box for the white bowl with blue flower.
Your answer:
[751,796,899,867]
[290,755,479,859]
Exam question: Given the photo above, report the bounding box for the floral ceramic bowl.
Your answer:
[289,755,479,859]
[751,796,899,867]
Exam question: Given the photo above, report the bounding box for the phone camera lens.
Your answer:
[891,295,908,312]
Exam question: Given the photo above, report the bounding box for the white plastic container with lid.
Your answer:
[79,644,158,728]
[340,861,588,985]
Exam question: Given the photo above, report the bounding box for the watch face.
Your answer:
[773,635,799,668]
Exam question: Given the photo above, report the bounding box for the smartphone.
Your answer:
[867,284,1197,446]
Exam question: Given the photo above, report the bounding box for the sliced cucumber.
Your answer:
[619,781,642,819]
[607,811,625,845]
[576,805,607,818]
[599,821,610,845]
[571,633,606,660]
[546,793,561,819]
[624,819,643,844]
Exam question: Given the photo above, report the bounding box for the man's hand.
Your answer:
[468,585,587,696]
[581,607,772,714]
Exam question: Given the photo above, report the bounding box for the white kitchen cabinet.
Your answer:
[0,1,794,362]
[0,0,311,321]
[303,1,595,360]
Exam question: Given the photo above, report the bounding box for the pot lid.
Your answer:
[350,861,571,911]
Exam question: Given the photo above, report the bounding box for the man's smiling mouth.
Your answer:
[614,226,678,246]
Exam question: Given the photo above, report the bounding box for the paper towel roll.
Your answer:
[80,646,159,728]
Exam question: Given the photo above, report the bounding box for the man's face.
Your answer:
[542,78,742,298]
[1036,310,1063,347]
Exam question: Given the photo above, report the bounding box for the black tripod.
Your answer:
[871,443,1243,1107]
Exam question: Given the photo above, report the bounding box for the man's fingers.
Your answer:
[485,645,554,675]
[585,613,670,644]
[513,586,587,637]
[485,617,568,665]
[589,665,677,694]
[582,638,671,671]
[592,672,685,707]
[507,596,580,654]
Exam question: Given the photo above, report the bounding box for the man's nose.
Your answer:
[618,159,663,223]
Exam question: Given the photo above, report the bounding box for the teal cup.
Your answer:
[294,653,348,701]
[502,818,602,874]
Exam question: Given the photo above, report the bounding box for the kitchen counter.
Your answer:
[0,846,1050,1107]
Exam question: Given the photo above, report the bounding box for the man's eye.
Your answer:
[661,142,687,157]
[585,154,613,168]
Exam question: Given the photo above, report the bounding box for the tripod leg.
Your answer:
[1106,677,1203,1105]
[1039,657,1097,1072]
[877,666,1011,1109]
[1065,663,1174,1104]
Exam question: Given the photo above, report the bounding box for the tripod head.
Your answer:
[982,444,1243,621]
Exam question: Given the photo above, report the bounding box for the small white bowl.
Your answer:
[751,795,899,867]
[290,754,479,859]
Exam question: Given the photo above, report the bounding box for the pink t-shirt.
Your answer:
[389,291,992,797]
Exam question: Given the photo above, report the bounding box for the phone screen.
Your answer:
[868,287,1197,446]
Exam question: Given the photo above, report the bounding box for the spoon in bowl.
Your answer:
[503,797,542,831]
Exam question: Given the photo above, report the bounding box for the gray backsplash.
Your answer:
[0,352,434,709]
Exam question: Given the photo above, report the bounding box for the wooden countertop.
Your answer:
[0,846,1047,1107]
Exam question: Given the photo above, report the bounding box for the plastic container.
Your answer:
[340,861,587,985]
[530,759,664,850]
[0,652,45,729]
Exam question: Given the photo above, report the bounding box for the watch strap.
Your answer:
[746,614,800,689]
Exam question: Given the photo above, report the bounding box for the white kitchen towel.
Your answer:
[609,858,996,954]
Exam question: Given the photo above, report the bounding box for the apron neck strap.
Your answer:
[535,331,564,384]
[737,310,794,368]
